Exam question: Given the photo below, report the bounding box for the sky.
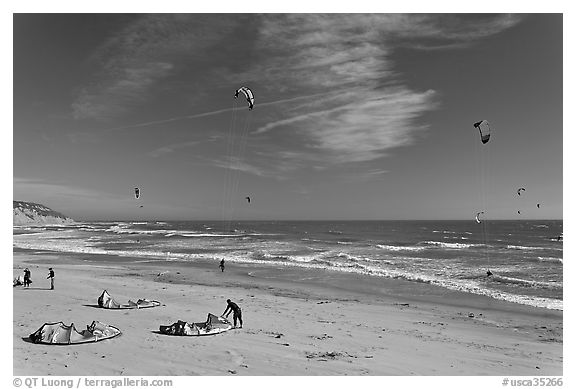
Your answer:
[12,13,564,221]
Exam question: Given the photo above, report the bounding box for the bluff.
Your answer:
[13,201,74,226]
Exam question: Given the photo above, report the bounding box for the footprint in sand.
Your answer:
[225,349,245,367]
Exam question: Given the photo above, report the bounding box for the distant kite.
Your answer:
[475,211,484,224]
[234,87,254,110]
[537,203,540,208]
[473,120,491,144]
[134,187,140,200]
[245,196,251,203]
[517,188,526,196]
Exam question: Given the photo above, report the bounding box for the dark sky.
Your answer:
[12,13,563,221]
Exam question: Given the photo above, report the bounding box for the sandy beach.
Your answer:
[12,248,562,376]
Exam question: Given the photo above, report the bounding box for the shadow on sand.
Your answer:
[17,287,53,291]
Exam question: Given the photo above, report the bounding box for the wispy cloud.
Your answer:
[13,177,111,200]
[70,14,523,172]
[148,141,203,158]
[236,14,522,167]
[148,136,221,158]
[72,14,241,120]
[204,156,268,177]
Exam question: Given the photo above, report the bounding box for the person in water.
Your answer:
[219,259,225,272]
[47,268,55,290]
[222,299,242,328]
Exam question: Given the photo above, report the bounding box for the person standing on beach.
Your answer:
[222,299,243,328]
[47,268,54,290]
[23,268,31,287]
[219,259,225,272]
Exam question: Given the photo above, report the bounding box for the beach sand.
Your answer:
[13,249,562,376]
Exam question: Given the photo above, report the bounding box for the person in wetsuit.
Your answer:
[23,268,31,287]
[47,268,55,290]
[222,299,243,328]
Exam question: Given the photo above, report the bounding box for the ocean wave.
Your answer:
[537,256,563,263]
[421,241,480,249]
[433,230,460,235]
[358,265,562,310]
[301,238,330,244]
[490,275,562,290]
[376,244,426,252]
[13,222,563,311]
[506,245,548,251]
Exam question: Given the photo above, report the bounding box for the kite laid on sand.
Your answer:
[29,321,121,345]
[98,290,162,309]
[160,313,232,336]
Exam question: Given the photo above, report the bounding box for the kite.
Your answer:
[475,211,484,224]
[473,120,490,144]
[234,86,254,110]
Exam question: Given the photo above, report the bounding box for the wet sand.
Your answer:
[13,249,562,376]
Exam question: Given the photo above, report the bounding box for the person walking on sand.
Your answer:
[23,268,31,287]
[222,299,243,328]
[47,268,55,290]
[219,259,225,272]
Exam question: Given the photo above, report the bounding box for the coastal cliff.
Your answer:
[13,201,74,226]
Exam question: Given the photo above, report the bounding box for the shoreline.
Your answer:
[14,247,562,316]
[13,249,563,375]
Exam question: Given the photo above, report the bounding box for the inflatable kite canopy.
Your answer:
[473,120,491,144]
[234,86,254,110]
[98,290,161,309]
[160,313,232,336]
[29,321,121,345]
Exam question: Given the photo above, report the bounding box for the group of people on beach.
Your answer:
[15,267,55,289]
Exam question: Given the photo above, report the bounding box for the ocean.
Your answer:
[13,220,563,310]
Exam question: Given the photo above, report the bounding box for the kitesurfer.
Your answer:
[47,268,55,290]
[222,299,243,328]
[219,259,225,272]
[486,269,493,277]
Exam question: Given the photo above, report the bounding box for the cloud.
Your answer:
[70,14,523,173]
[236,14,521,167]
[72,62,174,120]
[148,136,221,158]
[13,177,110,200]
[148,140,202,158]
[72,14,240,120]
